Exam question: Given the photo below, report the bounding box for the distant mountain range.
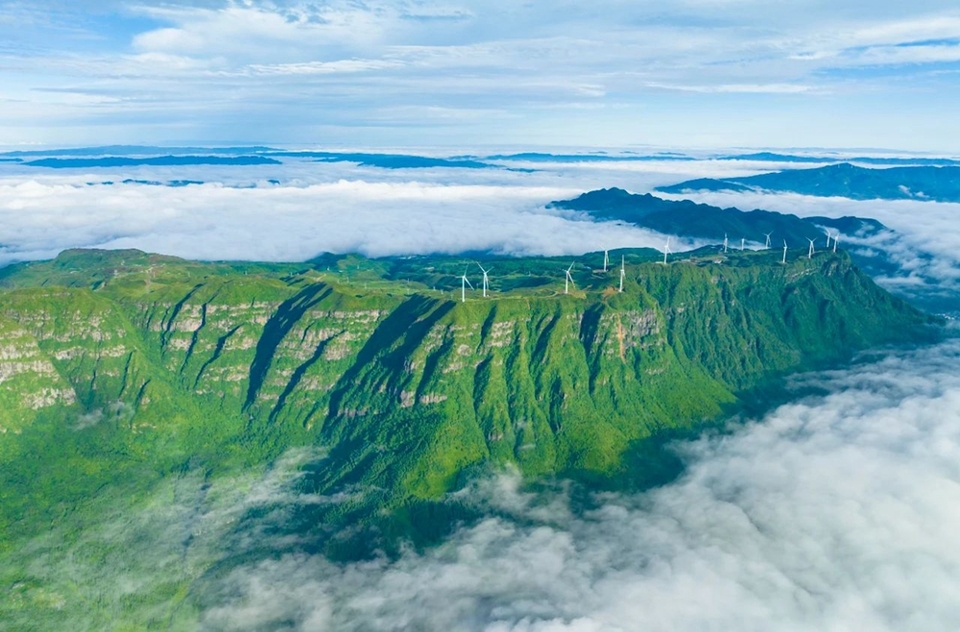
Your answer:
[4,146,958,171]
[657,163,960,203]
[719,152,960,167]
[24,155,281,168]
[0,145,278,158]
[549,187,883,244]
[270,151,495,169]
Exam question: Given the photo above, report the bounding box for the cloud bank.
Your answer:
[0,158,768,265]
[201,336,960,631]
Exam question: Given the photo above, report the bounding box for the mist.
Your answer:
[195,337,960,631]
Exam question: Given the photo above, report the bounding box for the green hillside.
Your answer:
[0,247,941,628]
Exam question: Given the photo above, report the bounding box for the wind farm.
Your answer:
[301,229,847,306]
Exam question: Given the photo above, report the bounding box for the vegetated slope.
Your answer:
[0,248,940,625]
[0,248,937,535]
[550,187,883,243]
[656,163,960,202]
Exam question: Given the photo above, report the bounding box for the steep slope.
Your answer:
[0,249,938,530]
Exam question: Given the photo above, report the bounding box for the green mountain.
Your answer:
[656,163,960,203]
[0,247,941,626]
[549,187,883,243]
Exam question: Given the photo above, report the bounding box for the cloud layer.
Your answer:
[202,336,960,631]
[3,1,960,147]
[0,158,765,265]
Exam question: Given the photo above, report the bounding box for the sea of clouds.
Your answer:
[0,157,798,266]
[198,336,960,631]
[3,153,960,630]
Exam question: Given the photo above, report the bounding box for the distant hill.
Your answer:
[548,187,883,244]
[720,152,960,167]
[657,163,960,202]
[486,153,694,162]
[270,151,495,169]
[25,155,281,168]
[1,145,278,158]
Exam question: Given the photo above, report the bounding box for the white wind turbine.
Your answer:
[782,239,788,264]
[740,237,746,252]
[723,234,729,253]
[476,262,491,298]
[833,232,840,253]
[619,256,626,293]
[603,250,609,272]
[825,230,832,250]
[764,232,773,249]
[565,263,576,295]
[662,237,671,265]
[460,267,473,303]
[807,238,816,259]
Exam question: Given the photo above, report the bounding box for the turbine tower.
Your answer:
[565,263,576,294]
[603,250,609,273]
[825,230,832,250]
[832,232,840,253]
[807,238,816,259]
[764,232,773,249]
[476,262,491,298]
[461,268,473,303]
[619,256,625,293]
[782,240,788,265]
[723,234,729,253]
[662,237,671,265]
[740,237,746,252]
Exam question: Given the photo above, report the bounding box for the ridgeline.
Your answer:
[0,247,940,556]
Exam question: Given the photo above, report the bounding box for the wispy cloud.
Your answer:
[3,1,960,147]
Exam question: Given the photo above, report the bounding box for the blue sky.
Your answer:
[2,0,960,151]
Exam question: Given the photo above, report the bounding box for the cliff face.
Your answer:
[0,249,938,536]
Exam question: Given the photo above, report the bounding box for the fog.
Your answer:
[199,337,960,631]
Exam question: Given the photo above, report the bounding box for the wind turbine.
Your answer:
[476,262,491,298]
[740,237,746,252]
[807,238,816,259]
[603,250,609,273]
[565,263,576,295]
[619,256,625,293]
[832,232,840,253]
[461,268,473,303]
[764,232,773,249]
[723,234,729,253]
[782,240,788,264]
[662,237,671,265]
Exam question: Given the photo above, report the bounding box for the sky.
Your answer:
[3,0,960,150]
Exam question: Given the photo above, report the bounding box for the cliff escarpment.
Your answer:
[0,248,939,542]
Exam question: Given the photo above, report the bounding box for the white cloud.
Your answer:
[0,170,695,265]
[6,1,960,147]
[200,337,960,631]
